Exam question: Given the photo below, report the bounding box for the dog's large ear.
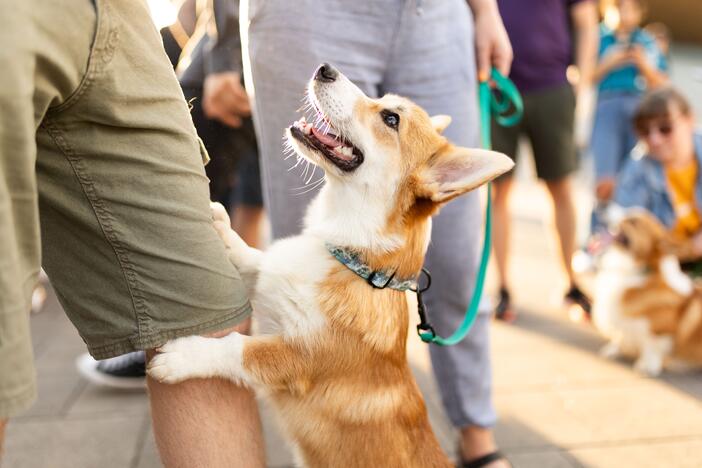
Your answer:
[416,146,514,204]
[430,115,452,134]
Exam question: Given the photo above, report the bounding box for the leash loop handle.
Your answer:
[419,69,522,346]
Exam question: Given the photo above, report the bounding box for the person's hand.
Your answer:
[202,72,251,128]
[601,47,631,70]
[471,3,513,82]
[626,44,649,70]
[595,177,616,202]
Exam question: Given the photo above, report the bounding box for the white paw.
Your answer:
[148,335,220,384]
[210,202,231,225]
[599,342,622,360]
[634,354,663,377]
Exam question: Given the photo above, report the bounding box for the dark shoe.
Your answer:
[564,284,592,317]
[460,450,511,468]
[76,351,146,389]
[495,288,516,323]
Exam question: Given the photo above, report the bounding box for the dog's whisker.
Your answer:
[292,176,325,195]
[305,165,317,184]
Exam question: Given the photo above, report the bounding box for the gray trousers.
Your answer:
[243,0,495,428]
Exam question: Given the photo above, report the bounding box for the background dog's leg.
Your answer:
[634,334,673,376]
[599,340,623,360]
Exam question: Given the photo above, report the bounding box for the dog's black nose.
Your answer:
[315,63,338,83]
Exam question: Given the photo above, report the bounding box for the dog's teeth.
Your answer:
[335,146,353,159]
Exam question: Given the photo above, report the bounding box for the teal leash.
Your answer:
[417,69,523,346]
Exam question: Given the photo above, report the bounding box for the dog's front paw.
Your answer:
[599,342,622,360]
[148,335,219,384]
[634,353,664,377]
[210,202,232,225]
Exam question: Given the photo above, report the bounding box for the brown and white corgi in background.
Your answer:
[148,63,513,467]
[593,209,702,376]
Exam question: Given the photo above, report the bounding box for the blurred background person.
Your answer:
[615,87,702,264]
[645,22,672,72]
[491,0,600,322]
[589,0,667,235]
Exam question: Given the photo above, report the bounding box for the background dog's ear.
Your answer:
[430,115,452,134]
[417,146,514,204]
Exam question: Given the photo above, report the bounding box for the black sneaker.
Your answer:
[76,351,146,389]
[564,284,592,317]
[495,287,517,323]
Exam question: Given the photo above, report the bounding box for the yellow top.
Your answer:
[666,159,702,238]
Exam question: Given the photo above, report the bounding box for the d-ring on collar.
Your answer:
[325,243,417,291]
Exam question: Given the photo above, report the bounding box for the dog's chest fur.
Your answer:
[251,236,333,336]
[593,248,650,354]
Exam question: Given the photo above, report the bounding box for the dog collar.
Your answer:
[325,243,417,291]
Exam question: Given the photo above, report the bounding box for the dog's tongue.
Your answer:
[311,126,342,148]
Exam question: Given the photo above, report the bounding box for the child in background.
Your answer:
[645,22,672,73]
[589,0,667,234]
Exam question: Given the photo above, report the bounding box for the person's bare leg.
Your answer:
[147,319,265,468]
[545,176,577,284]
[1,419,6,461]
[231,205,265,249]
[492,177,514,290]
[460,425,510,468]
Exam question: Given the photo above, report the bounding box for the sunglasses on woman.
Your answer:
[636,120,674,138]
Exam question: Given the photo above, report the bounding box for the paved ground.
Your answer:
[5,43,702,468]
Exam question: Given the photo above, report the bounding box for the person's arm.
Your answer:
[614,159,650,210]
[570,0,599,92]
[592,46,630,84]
[202,0,250,128]
[466,0,513,81]
[628,44,668,88]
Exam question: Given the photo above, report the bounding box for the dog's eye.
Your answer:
[381,110,400,130]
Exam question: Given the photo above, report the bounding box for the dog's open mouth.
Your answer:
[290,116,364,172]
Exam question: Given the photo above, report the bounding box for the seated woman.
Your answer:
[615,86,702,264]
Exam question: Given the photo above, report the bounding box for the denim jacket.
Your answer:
[614,132,702,229]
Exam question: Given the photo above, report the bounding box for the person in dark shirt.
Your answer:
[491,0,599,321]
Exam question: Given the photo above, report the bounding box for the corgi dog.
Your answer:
[593,209,702,376]
[148,63,513,467]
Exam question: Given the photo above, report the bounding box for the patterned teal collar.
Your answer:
[325,243,417,291]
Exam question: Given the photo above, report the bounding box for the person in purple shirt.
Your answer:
[491,0,599,321]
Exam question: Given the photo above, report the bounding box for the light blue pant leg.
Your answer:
[384,0,495,429]
[244,0,395,238]
[245,0,495,429]
[590,92,642,233]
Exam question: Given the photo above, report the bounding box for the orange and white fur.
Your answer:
[148,64,513,467]
[593,209,702,376]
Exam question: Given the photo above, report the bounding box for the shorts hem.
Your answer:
[0,383,37,419]
[86,301,253,360]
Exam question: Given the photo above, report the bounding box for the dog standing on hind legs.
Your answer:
[148,64,513,467]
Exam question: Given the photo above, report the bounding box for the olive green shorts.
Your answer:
[0,0,251,418]
[491,83,578,181]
